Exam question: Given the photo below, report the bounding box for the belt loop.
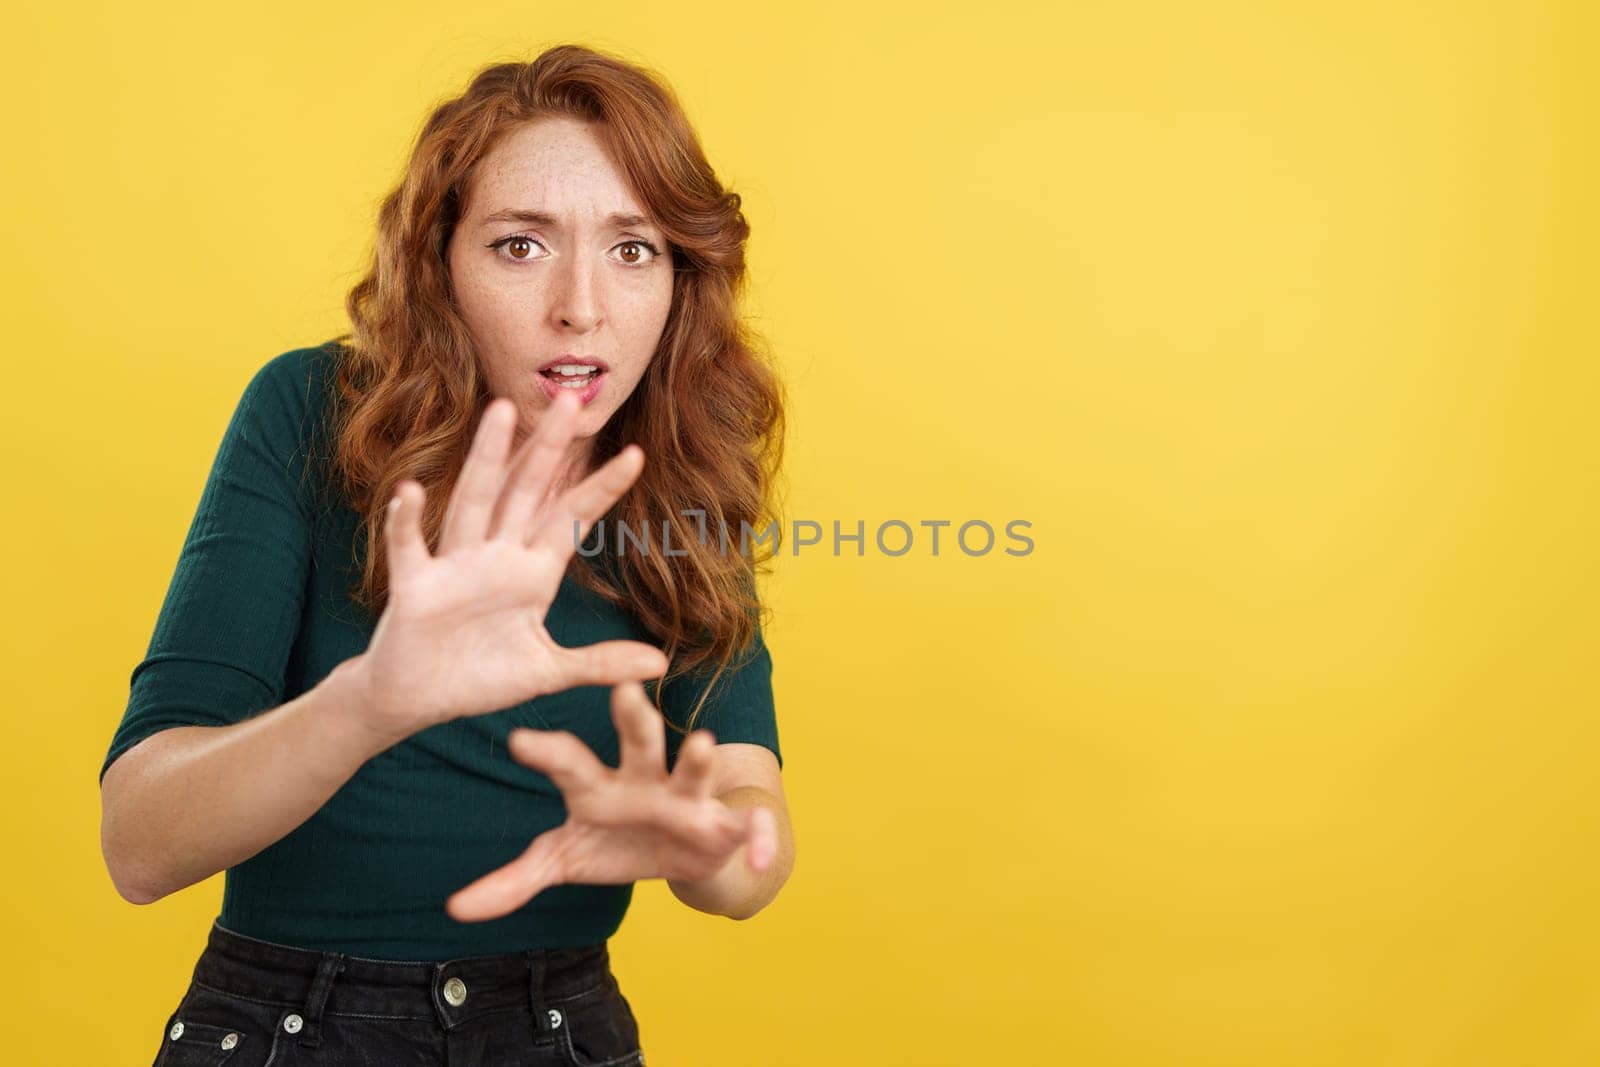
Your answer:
[526,950,553,1037]
[298,951,347,1048]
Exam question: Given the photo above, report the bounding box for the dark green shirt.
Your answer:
[99,342,782,961]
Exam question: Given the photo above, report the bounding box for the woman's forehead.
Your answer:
[464,119,649,225]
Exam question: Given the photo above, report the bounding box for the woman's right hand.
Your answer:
[346,390,668,746]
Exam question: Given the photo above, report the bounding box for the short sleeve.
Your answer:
[98,349,322,785]
[658,621,783,772]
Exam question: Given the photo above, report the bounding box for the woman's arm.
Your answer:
[98,653,392,905]
[100,394,667,907]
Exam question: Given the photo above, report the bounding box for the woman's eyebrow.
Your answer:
[480,208,654,229]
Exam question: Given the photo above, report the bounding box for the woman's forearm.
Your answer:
[99,654,393,905]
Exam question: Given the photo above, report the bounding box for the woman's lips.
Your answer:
[538,367,606,405]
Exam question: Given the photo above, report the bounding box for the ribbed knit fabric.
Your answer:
[99,342,781,961]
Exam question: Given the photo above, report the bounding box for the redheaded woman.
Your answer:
[100,44,793,1065]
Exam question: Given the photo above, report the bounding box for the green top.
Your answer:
[99,341,782,961]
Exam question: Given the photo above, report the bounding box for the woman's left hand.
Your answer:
[445,681,779,922]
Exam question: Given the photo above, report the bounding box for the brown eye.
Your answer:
[615,240,661,266]
[487,235,543,261]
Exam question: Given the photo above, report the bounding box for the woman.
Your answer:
[98,44,794,1065]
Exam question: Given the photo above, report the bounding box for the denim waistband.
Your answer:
[190,919,613,1039]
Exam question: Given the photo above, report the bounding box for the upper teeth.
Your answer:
[551,365,595,377]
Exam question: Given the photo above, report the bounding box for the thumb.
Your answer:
[384,480,430,580]
[555,640,669,689]
[446,829,563,922]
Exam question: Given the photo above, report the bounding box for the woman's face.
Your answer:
[447,116,674,459]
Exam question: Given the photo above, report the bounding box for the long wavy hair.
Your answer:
[329,44,786,735]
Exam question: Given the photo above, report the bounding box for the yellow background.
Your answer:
[5,1,1597,1064]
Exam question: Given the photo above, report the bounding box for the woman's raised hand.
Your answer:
[348,390,669,745]
[443,680,778,922]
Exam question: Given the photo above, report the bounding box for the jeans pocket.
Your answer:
[153,986,278,1067]
[551,977,645,1067]
[152,1011,248,1066]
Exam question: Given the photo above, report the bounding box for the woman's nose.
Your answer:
[550,255,601,331]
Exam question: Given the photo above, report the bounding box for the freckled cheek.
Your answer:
[463,278,543,336]
[452,268,497,315]
[611,283,673,331]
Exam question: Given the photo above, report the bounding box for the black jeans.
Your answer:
[150,919,645,1066]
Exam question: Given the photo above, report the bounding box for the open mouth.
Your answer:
[539,364,604,389]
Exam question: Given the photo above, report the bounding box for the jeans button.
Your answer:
[443,976,468,1006]
[169,1021,184,1040]
[283,1013,304,1034]
[548,1008,563,1029]
[221,1032,239,1050]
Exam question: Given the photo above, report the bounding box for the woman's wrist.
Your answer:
[307,653,418,773]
